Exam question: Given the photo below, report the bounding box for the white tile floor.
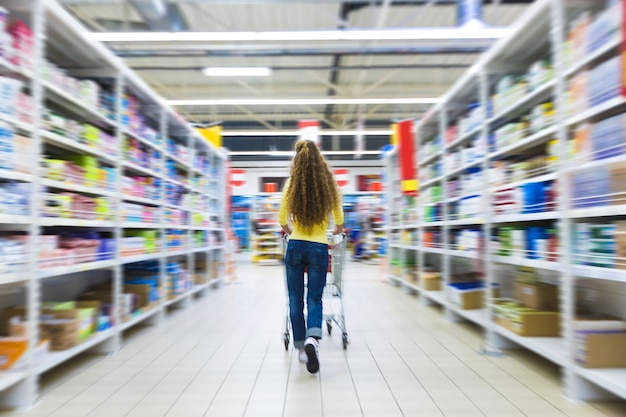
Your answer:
[2,258,625,417]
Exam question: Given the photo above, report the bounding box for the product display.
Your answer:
[384,0,626,402]
[0,2,227,407]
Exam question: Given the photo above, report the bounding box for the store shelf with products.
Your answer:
[384,0,626,401]
[0,0,228,409]
[251,194,282,264]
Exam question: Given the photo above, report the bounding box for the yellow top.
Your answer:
[278,178,344,244]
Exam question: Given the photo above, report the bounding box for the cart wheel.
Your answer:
[342,333,348,350]
[326,321,332,335]
[283,334,290,351]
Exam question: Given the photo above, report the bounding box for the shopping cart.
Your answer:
[282,233,349,350]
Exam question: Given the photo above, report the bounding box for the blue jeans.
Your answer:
[285,239,328,349]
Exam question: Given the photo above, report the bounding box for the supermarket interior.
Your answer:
[1,0,626,416]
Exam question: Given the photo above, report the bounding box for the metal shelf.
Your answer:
[488,80,556,125]
[122,253,161,264]
[491,172,557,193]
[492,212,558,223]
[0,214,31,224]
[565,96,626,127]
[122,195,162,206]
[572,265,626,283]
[564,35,621,78]
[40,218,115,228]
[120,307,162,331]
[42,179,115,197]
[445,125,482,151]
[39,259,117,279]
[575,368,626,401]
[122,161,161,178]
[38,329,115,374]
[42,130,115,164]
[493,256,561,271]
[419,151,443,167]
[488,125,558,160]
[422,290,446,306]
[0,372,27,392]
[122,222,162,229]
[42,80,113,128]
[570,205,626,219]
[491,325,567,367]
[124,129,162,151]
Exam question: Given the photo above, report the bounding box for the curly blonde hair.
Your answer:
[286,140,340,232]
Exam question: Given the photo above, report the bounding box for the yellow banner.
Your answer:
[401,179,418,192]
[390,123,398,146]
[196,126,222,148]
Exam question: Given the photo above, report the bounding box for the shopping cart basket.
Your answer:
[282,233,349,350]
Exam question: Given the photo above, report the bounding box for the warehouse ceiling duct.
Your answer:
[457,0,485,28]
[130,0,187,31]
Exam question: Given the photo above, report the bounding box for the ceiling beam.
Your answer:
[114,46,486,58]
[131,63,472,71]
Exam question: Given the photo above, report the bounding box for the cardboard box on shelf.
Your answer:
[124,284,153,309]
[448,286,484,310]
[0,338,28,370]
[40,310,80,351]
[576,333,626,368]
[493,299,560,337]
[514,281,558,311]
[421,277,441,291]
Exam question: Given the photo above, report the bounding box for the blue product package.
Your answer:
[522,182,543,214]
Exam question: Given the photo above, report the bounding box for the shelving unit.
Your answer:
[385,0,626,402]
[0,0,227,409]
[251,194,282,264]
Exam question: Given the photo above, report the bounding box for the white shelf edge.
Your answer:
[0,371,27,392]
[493,212,558,223]
[447,249,479,259]
[565,96,626,127]
[39,259,116,279]
[0,113,35,133]
[122,222,162,229]
[0,215,31,224]
[422,290,447,306]
[42,179,115,197]
[570,205,626,218]
[121,252,161,264]
[574,367,626,400]
[491,172,557,193]
[123,129,162,151]
[489,125,558,160]
[491,324,567,367]
[489,80,556,124]
[572,265,626,283]
[419,151,443,167]
[565,35,622,78]
[493,256,561,271]
[38,328,115,374]
[122,161,161,178]
[445,125,483,151]
[164,291,191,307]
[448,217,485,226]
[420,176,444,190]
[42,80,113,127]
[40,218,115,228]
[446,159,483,178]
[120,307,162,331]
[449,307,489,327]
[41,130,115,163]
[390,243,420,250]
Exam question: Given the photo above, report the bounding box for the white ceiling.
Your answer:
[61,0,535,154]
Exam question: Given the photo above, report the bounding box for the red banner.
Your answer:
[397,120,417,195]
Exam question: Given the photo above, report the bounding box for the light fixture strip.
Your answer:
[229,150,381,156]
[166,98,440,106]
[88,28,511,43]
[203,67,272,77]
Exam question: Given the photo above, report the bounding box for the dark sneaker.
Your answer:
[304,337,319,374]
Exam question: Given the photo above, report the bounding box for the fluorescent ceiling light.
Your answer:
[203,67,271,77]
[88,28,511,43]
[167,98,439,106]
[222,130,392,137]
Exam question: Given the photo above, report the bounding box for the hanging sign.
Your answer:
[397,119,417,196]
[230,169,246,187]
[298,120,320,147]
[334,169,349,188]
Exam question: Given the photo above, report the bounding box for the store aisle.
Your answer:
[2,260,624,417]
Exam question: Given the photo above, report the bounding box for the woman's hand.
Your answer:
[281,224,292,235]
[333,224,344,235]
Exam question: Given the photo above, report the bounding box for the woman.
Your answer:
[278,140,344,374]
